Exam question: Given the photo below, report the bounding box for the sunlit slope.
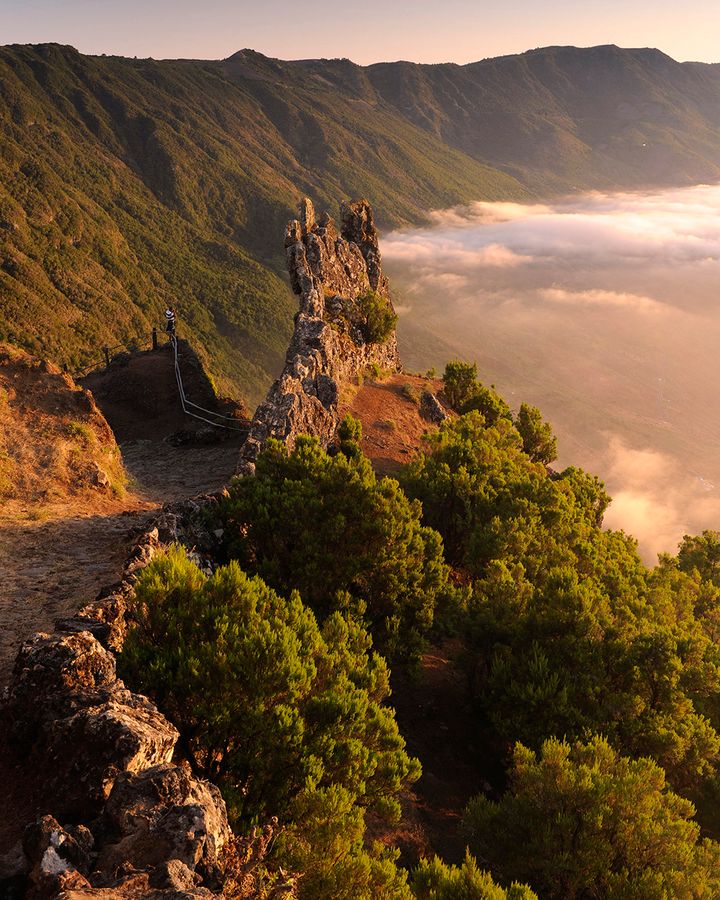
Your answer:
[0,44,525,398]
[289,45,720,193]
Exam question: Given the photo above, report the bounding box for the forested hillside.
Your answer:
[0,43,523,399]
[118,363,720,897]
[4,43,720,401]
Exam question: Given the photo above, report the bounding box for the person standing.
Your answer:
[165,306,176,337]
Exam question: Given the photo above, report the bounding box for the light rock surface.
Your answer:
[5,629,178,819]
[98,763,231,879]
[23,816,93,898]
[238,198,400,473]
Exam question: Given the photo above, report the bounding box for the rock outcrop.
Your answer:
[238,198,400,474]
[1,515,235,898]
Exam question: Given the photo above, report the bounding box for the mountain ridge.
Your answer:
[2,41,720,399]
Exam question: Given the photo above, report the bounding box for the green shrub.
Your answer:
[358,290,397,344]
[220,435,455,657]
[412,851,536,899]
[401,383,420,404]
[120,546,419,898]
[442,361,511,425]
[514,403,557,465]
[337,413,363,459]
[442,360,478,409]
[277,786,413,899]
[120,546,420,826]
[463,736,720,899]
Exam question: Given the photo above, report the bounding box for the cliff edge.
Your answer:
[237,198,400,473]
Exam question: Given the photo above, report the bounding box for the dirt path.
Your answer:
[0,435,244,690]
[0,435,245,868]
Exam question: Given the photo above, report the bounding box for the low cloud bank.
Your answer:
[384,184,720,562]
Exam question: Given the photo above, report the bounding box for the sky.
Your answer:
[383,184,720,562]
[1,0,719,64]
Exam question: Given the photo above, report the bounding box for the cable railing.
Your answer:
[72,326,248,433]
[169,334,247,432]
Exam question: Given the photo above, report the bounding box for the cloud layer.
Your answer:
[383,184,720,562]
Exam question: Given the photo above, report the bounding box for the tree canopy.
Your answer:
[463,736,720,899]
[220,433,455,656]
[120,546,421,898]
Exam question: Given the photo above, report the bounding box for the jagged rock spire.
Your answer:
[237,198,400,475]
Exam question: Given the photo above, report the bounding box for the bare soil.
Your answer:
[338,372,448,473]
[0,342,247,690]
[0,346,246,863]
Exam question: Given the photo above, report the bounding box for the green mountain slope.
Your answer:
[3,42,720,399]
[0,43,524,399]
[287,45,720,192]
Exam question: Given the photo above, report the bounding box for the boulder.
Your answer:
[23,816,92,898]
[46,690,178,815]
[6,630,178,818]
[77,592,129,652]
[420,391,448,424]
[98,763,231,879]
[7,631,117,744]
[59,872,215,897]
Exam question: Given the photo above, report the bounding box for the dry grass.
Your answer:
[338,372,451,475]
[0,343,127,511]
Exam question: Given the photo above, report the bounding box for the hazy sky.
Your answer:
[1,0,719,64]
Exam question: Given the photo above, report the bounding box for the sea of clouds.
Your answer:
[383,184,720,562]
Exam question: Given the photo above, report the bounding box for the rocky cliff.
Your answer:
[237,198,400,474]
[1,506,293,898]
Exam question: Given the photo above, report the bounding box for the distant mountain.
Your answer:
[262,44,720,193]
[2,42,720,399]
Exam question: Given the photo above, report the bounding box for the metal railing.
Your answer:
[72,326,248,432]
[169,334,247,432]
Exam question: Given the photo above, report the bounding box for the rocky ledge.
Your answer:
[238,198,401,474]
[0,504,291,898]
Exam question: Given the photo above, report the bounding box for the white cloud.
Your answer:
[602,437,720,562]
[538,287,667,314]
[385,183,720,560]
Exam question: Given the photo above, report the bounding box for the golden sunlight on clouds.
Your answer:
[385,184,720,562]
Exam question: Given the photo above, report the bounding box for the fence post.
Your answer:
[152,327,158,351]
[103,346,110,368]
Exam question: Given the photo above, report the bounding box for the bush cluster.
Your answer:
[120,375,720,898]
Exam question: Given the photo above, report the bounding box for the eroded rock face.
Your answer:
[47,690,178,813]
[23,816,93,898]
[99,763,231,878]
[238,198,400,474]
[5,629,178,819]
[7,630,117,745]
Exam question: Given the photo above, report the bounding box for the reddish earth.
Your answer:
[338,372,449,473]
